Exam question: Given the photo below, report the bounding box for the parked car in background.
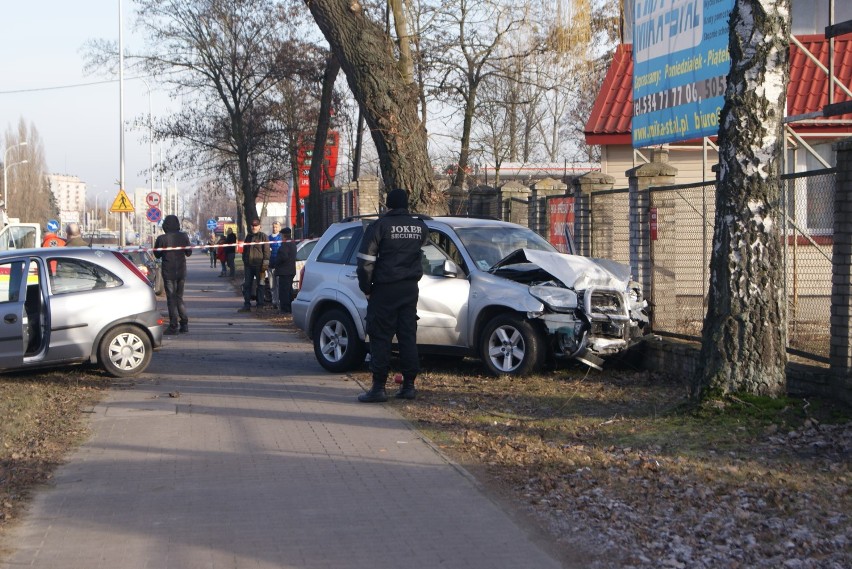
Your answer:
[293,216,649,376]
[293,238,319,294]
[0,247,164,377]
[121,248,164,296]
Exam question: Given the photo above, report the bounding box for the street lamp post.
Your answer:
[3,141,28,214]
[140,78,155,246]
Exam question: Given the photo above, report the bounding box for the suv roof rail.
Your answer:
[339,213,434,222]
[340,214,379,222]
[437,214,499,221]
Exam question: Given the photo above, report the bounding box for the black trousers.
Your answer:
[164,278,188,329]
[366,280,419,382]
[277,273,295,311]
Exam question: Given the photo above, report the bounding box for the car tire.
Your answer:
[480,313,544,376]
[313,308,366,373]
[98,325,153,378]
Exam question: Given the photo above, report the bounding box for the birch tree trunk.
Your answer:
[695,0,791,398]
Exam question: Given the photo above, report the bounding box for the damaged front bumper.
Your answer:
[536,285,649,369]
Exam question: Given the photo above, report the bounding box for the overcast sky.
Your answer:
[1,1,180,208]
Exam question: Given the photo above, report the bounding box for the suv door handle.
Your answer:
[344,273,357,279]
[4,314,17,323]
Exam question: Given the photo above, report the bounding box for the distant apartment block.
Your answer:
[47,174,86,222]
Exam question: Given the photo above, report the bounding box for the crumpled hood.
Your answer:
[492,248,632,290]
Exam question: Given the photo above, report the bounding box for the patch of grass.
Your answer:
[0,370,109,529]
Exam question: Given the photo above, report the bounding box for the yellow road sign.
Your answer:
[110,189,135,213]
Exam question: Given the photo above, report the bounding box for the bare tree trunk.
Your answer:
[308,55,340,234]
[305,0,439,214]
[352,107,365,181]
[451,86,477,190]
[695,0,790,398]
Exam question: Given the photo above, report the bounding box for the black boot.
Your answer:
[394,376,416,400]
[358,377,388,403]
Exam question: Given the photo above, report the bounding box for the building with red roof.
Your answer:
[584,10,852,189]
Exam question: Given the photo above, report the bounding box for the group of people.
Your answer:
[40,222,89,247]
[208,229,237,277]
[154,187,426,404]
[237,219,297,314]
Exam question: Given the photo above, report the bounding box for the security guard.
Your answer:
[356,188,428,402]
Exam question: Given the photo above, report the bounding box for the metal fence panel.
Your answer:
[643,171,834,363]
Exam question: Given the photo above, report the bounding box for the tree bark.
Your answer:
[695,0,790,398]
[305,0,440,214]
[308,55,340,234]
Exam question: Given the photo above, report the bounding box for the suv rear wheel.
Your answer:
[480,313,543,376]
[313,308,366,373]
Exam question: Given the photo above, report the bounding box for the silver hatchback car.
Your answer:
[0,247,164,377]
[293,216,649,376]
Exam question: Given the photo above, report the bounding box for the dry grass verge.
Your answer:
[0,369,108,530]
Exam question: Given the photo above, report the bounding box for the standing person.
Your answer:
[222,228,237,277]
[356,188,428,402]
[238,219,270,312]
[267,221,283,309]
[216,234,227,275]
[207,234,218,268]
[41,229,66,247]
[153,214,192,335]
[64,223,87,246]
[272,227,297,314]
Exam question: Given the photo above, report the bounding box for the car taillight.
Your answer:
[298,266,305,289]
[113,251,151,285]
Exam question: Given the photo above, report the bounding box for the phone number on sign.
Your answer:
[634,76,727,117]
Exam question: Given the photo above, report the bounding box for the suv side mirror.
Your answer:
[442,259,459,278]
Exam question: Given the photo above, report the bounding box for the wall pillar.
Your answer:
[572,172,614,257]
[626,148,677,331]
[830,139,852,403]
[529,177,567,236]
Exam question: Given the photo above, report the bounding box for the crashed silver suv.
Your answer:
[292,216,648,376]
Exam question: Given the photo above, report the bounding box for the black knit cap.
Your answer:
[386,188,408,210]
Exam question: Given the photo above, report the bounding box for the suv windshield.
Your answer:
[454,226,557,271]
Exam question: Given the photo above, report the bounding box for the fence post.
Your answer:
[627,148,678,331]
[529,178,567,237]
[445,185,467,216]
[355,176,381,218]
[499,181,530,226]
[572,172,615,258]
[830,140,852,401]
[469,185,498,218]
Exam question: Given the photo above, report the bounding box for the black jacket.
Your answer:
[242,231,270,268]
[154,215,192,280]
[356,209,428,295]
[273,240,297,276]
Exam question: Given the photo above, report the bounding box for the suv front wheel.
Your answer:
[480,313,543,376]
[313,308,366,373]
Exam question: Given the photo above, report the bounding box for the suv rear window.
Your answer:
[317,227,361,265]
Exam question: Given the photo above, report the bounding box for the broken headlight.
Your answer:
[529,285,578,313]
